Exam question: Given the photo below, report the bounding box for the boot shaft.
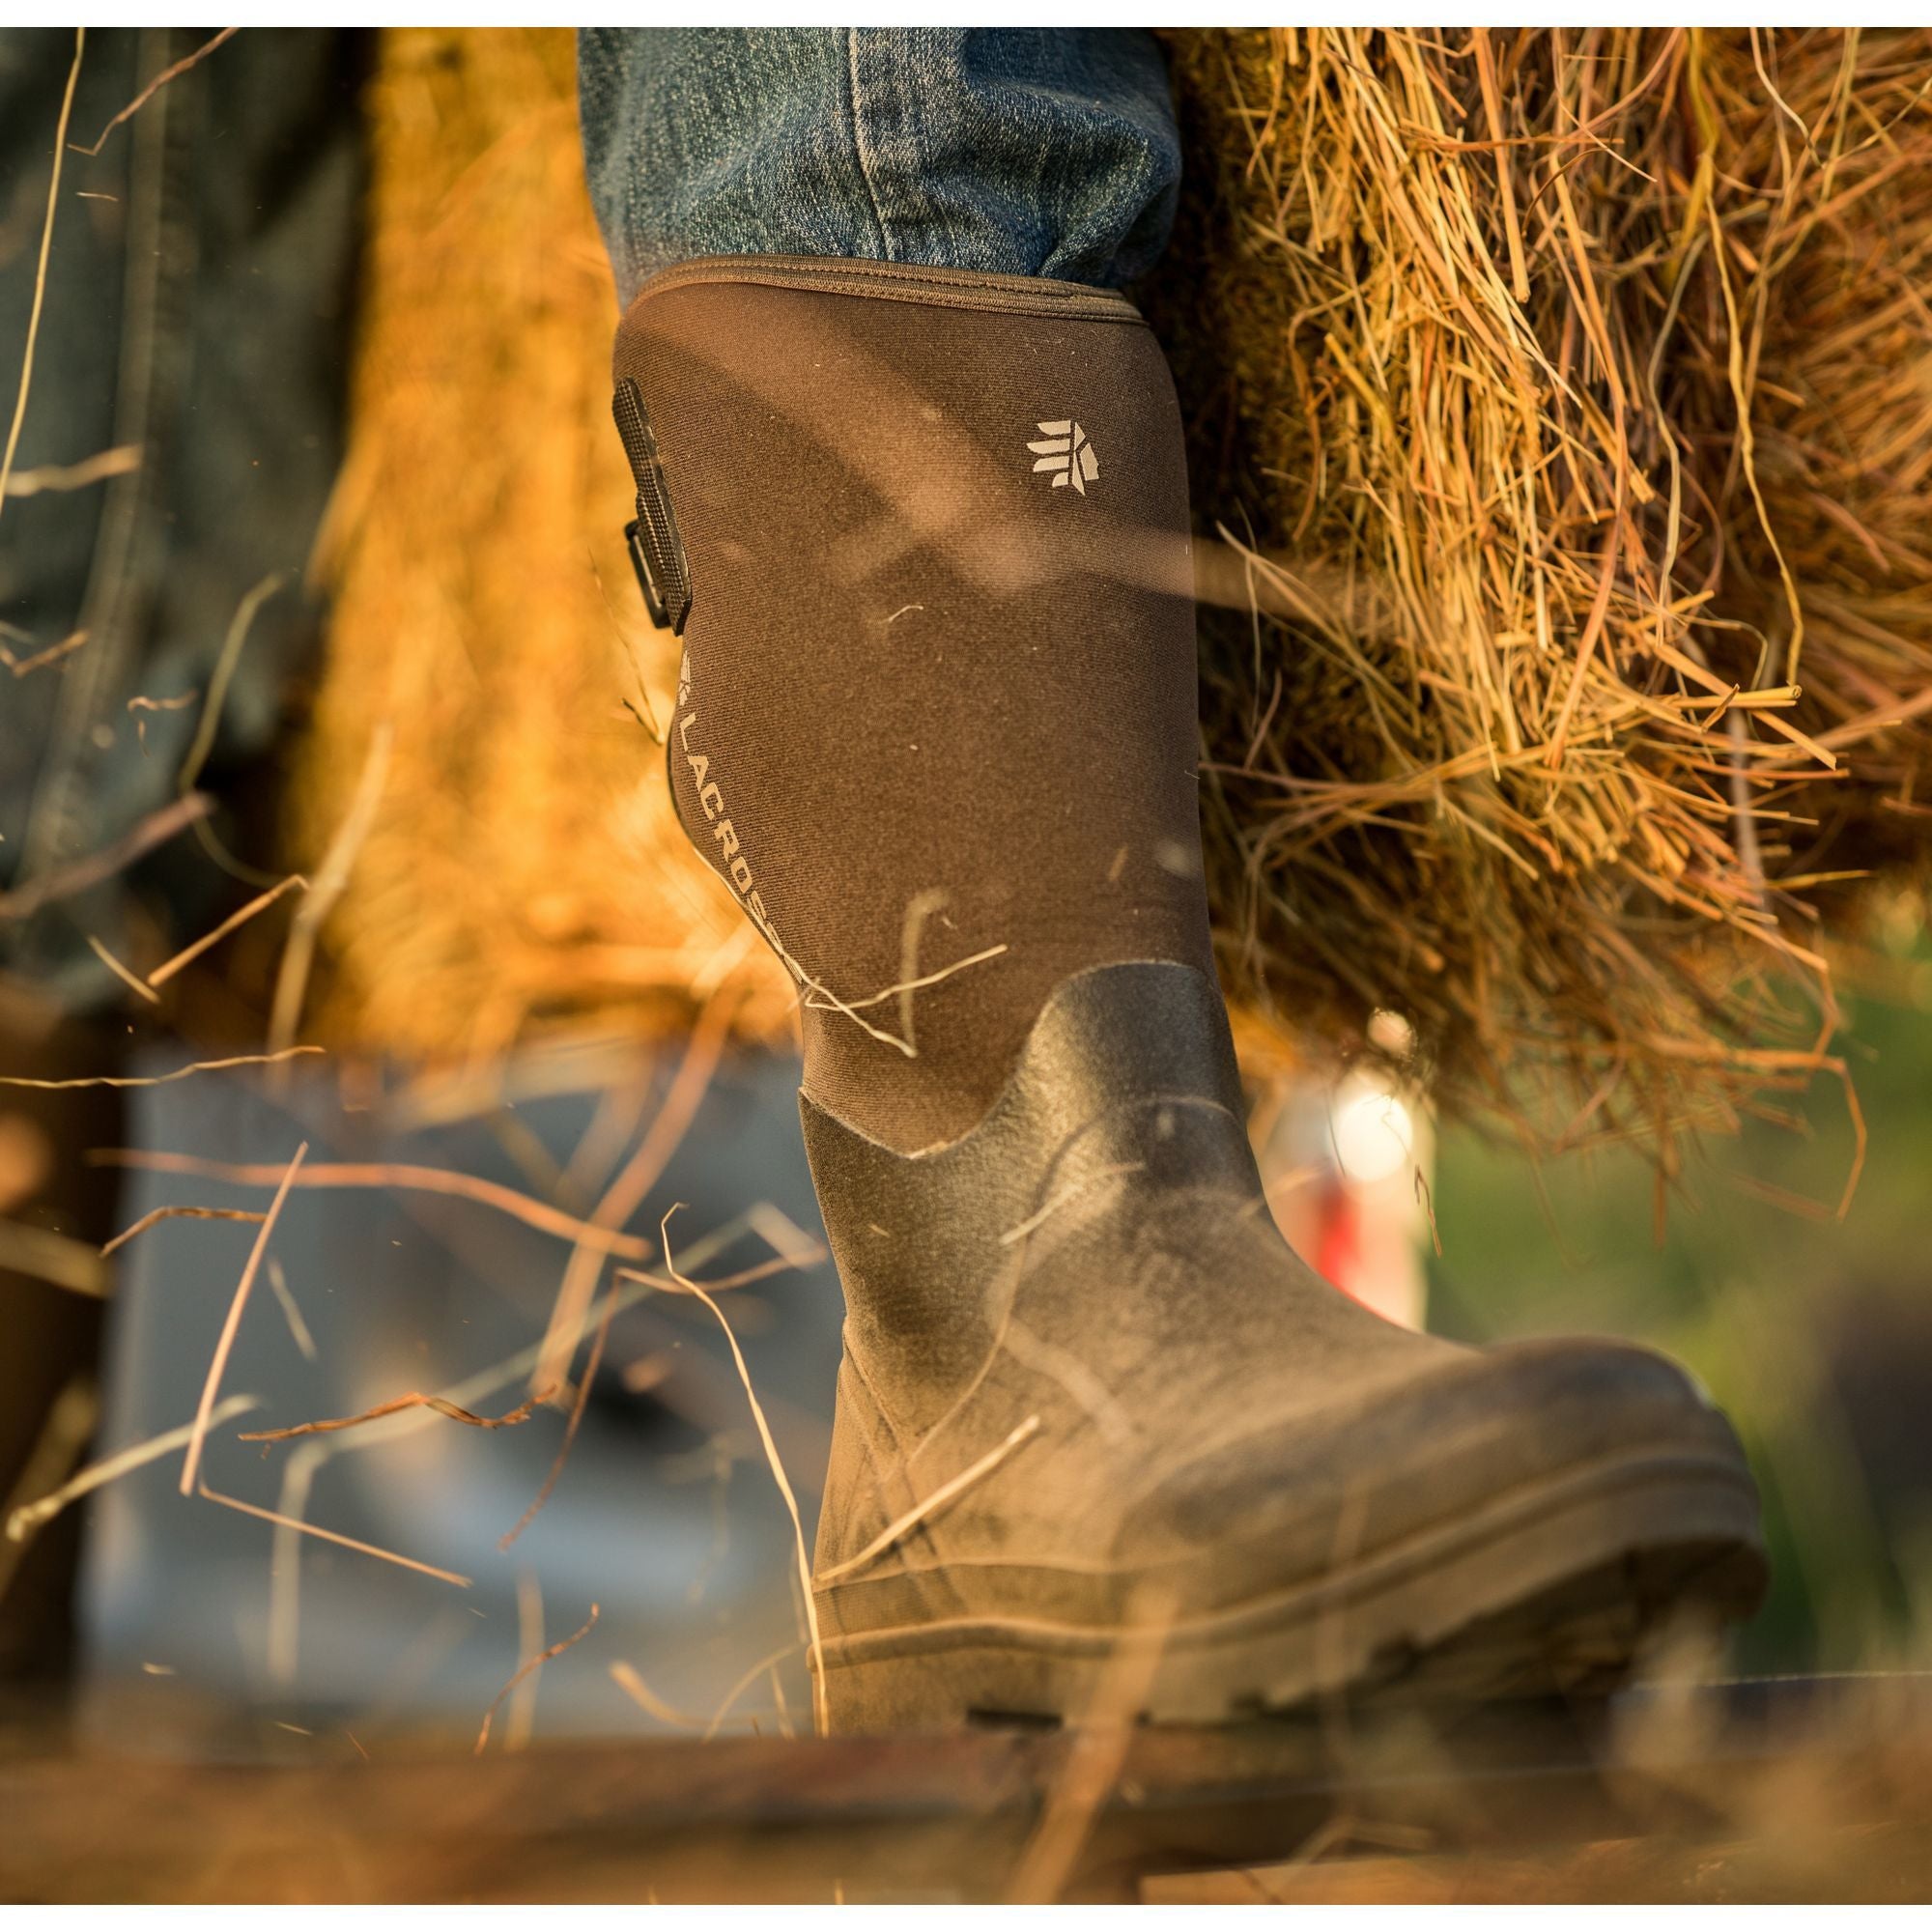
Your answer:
[611,256,1213,1153]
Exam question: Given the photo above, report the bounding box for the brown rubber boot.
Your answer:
[610,257,1768,1732]
[799,962,1765,1727]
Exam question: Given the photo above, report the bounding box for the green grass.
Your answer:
[1428,928,1932,1676]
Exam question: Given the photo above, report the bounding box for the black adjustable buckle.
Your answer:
[612,378,692,636]
[624,518,683,632]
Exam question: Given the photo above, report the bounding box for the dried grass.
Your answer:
[607,1659,706,1729]
[265,1255,319,1363]
[658,1205,825,1737]
[472,1600,598,1755]
[0,791,210,922]
[0,1377,98,1604]
[97,1147,694,1262]
[5,1392,258,1544]
[0,1046,320,1092]
[149,871,306,988]
[498,1286,614,1549]
[85,933,158,1004]
[1145,26,1932,1161]
[0,1218,107,1296]
[1005,1579,1180,1904]
[198,1477,471,1589]
[239,1382,554,1446]
[1,443,138,497]
[506,1566,544,1752]
[180,1141,306,1496]
[295,27,793,1065]
[69,25,237,158]
[530,982,734,1396]
[0,628,88,676]
[0,28,81,520]
[100,1203,268,1257]
[812,1413,1041,1586]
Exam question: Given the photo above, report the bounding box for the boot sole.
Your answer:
[814,1444,1768,1731]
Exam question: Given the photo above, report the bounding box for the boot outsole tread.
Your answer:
[816,1452,1767,1732]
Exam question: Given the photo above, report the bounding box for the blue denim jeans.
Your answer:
[0,28,363,1008]
[577,28,1181,304]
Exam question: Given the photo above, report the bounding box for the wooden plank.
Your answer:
[3,1677,1928,1902]
[1142,1826,1932,1905]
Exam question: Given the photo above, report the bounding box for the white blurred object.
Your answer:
[1329,1074,1416,1187]
[1255,1016,1433,1331]
[77,1039,845,1751]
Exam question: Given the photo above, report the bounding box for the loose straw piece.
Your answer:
[96,1150,670,1262]
[180,1142,306,1497]
[180,571,284,798]
[659,1206,827,1737]
[612,1253,823,1296]
[265,1257,319,1364]
[127,688,197,721]
[86,935,158,1005]
[198,1479,469,1589]
[0,1220,107,1296]
[0,1046,322,1093]
[2,444,139,497]
[265,1451,320,1687]
[474,1602,599,1755]
[506,1568,544,1754]
[702,1641,802,1744]
[894,890,950,1053]
[7,1393,257,1543]
[814,1415,1042,1586]
[242,1383,554,1446]
[101,1204,268,1258]
[71,26,238,156]
[531,985,735,1399]
[499,1291,615,1550]
[800,943,1009,1022]
[0,1378,99,1601]
[999,1164,1143,1247]
[148,872,307,987]
[0,792,211,923]
[608,1660,706,1730]
[268,723,390,1062]
[229,1210,795,1492]
[0,28,81,523]
[2,629,88,677]
[1005,1584,1180,1904]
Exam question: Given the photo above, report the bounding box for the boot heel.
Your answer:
[818,1637,1086,1734]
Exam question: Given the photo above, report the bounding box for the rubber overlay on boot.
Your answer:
[797,961,1768,1725]
[799,955,1265,1423]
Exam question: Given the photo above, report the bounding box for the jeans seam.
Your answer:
[842,28,895,263]
[619,71,644,301]
[625,255,1146,326]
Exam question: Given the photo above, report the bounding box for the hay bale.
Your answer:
[1148,27,1932,1159]
[299,27,1932,1160]
[295,27,792,1062]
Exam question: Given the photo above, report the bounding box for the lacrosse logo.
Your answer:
[1028,419,1099,495]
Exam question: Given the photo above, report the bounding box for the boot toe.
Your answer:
[1117,1333,1760,1619]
